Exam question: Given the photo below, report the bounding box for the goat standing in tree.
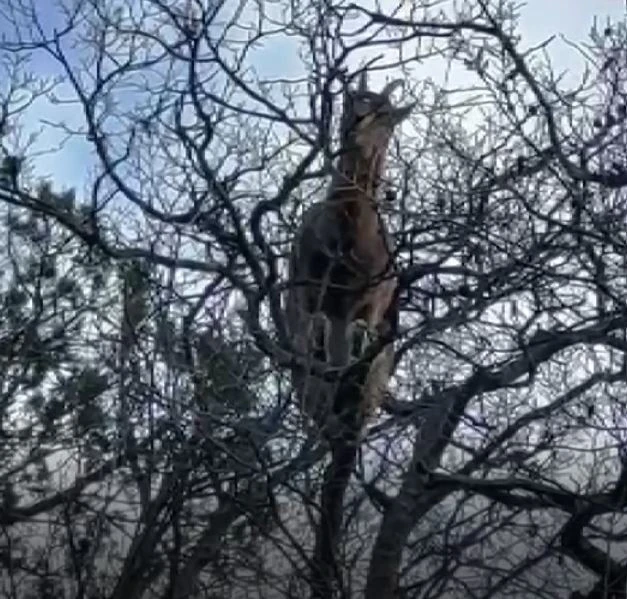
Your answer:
[287,69,413,434]
[286,70,414,597]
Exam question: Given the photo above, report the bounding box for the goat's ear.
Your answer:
[381,79,403,98]
[390,102,415,125]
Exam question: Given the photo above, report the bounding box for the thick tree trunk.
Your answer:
[364,388,466,598]
[310,440,359,598]
[310,358,372,598]
[365,477,451,598]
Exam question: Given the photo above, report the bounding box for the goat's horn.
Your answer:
[358,70,368,92]
[381,79,404,97]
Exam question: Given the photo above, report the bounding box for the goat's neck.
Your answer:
[327,146,385,213]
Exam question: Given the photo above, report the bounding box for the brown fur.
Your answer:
[286,71,414,431]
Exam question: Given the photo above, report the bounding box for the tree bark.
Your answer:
[310,440,359,598]
[364,389,461,599]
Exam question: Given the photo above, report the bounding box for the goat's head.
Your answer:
[340,69,415,160]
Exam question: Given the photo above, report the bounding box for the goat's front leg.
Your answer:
[348,294,393,359]
[348,318,378,359]
[307,311,331,363]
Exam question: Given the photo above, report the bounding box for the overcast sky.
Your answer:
[4,0,626,193]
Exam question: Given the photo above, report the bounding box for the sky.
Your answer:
[1,0,626,194]
[519,0,625,44]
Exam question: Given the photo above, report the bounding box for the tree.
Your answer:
[0,0,626,598]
